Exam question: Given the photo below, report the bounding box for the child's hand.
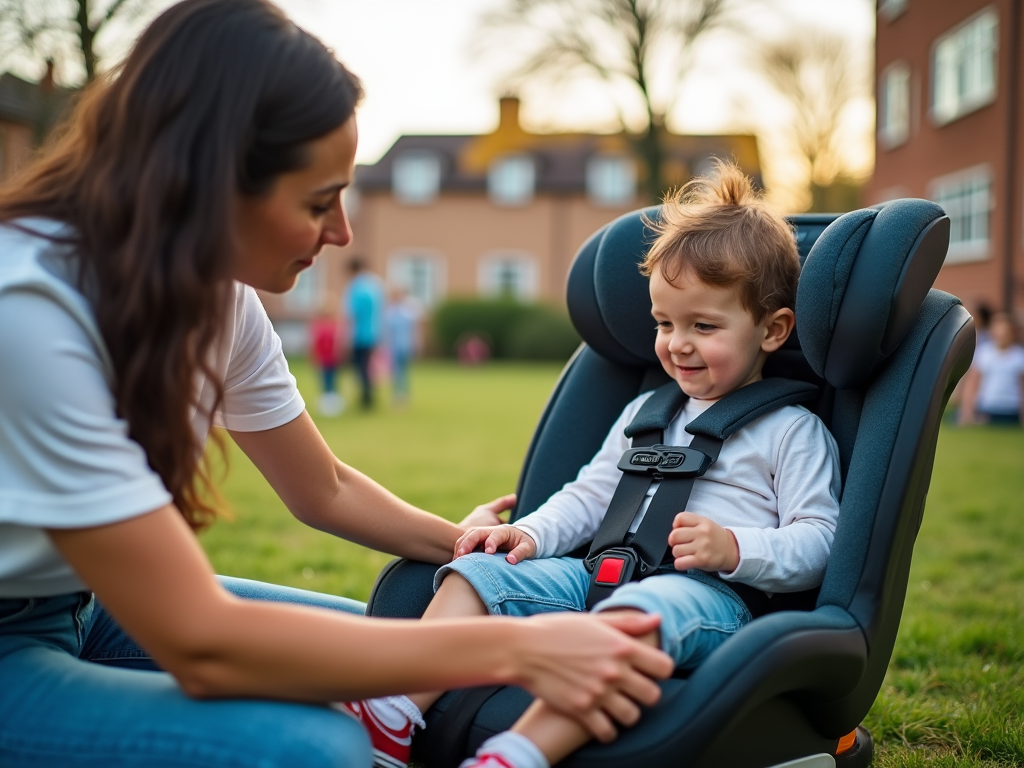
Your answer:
[457,493,516,529]
[668,512,740,573]
[454,524,537,564]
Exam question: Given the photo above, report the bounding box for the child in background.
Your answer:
[309,311,344,416]
[385,286,421,406]
[340,162,842,768]
[959,312,1024,426]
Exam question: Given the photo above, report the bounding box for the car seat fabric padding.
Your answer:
[797,199,947,389]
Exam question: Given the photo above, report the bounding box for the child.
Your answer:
[309,310,345,416]
[340,162,842,768]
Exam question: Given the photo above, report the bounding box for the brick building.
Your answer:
[0,65,73,185]
[869,0,1023,314]
[259,97,762,349]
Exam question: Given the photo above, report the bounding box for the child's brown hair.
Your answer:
[641,160,799,324]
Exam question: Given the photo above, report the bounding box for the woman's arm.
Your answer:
[47,509,671,739]
[229,412,462,563]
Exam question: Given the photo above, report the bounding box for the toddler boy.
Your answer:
[342,161,842,768]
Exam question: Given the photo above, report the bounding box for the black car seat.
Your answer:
[366,200,975,768]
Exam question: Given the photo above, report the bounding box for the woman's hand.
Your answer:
[510,611,672,741]
[458,493,516,529]
[669,512,740,573]
[455,524,536,564]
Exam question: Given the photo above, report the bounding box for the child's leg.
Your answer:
[406,571,489,713]
[504,608,658,766]
[465,572,751,767]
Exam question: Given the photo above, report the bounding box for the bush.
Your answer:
[431,298,581,361]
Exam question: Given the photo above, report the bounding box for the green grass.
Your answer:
[201,359,1024,766]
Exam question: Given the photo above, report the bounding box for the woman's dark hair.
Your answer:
[0,0,362,529]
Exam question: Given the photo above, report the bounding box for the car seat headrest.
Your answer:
[796,199,950,389]
[566,207,661,366]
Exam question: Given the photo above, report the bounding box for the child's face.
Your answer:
[650,267,791,401]
[990,316,1016,349]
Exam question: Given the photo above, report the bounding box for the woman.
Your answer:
[0,2,671,766]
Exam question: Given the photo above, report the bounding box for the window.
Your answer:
[879,63,911,148]
[932,9,998,125]
[930,166,993,263]
[877,0,907,23]
[392,150,441,204]
[284,261,321,312]
[488,155,535,206]
[586,155,636,206]
[478,252,538,301]
[387,252,445,307]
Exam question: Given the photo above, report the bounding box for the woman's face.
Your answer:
[231,116,358,293]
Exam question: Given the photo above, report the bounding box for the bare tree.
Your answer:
[755,31,871,212]
[478,0,734,203]
[0,0,156,84]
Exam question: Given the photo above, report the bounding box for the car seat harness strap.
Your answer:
[584,378,818,611]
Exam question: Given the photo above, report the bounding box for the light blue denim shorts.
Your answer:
[435,553,752,669]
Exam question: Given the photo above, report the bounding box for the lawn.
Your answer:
[201,359,1024,767]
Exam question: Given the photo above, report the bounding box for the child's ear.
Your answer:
[762,308,795,353]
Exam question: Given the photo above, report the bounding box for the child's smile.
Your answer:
[650,267,792,401]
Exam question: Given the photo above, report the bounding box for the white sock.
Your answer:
[459,731,549,768]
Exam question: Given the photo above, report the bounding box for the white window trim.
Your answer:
[477,250,539,301]
[930,6,999,127]
[586,154,637,207]
[386,249,447,307]
[878,61,911,150]
[392,150,442,206]
[488,155,536,207]
[928,163,994,264]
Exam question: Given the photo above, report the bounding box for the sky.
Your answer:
[269,0,876,168]
[19,0,876,208]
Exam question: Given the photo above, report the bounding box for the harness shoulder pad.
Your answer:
[623,382,687,439]
[685,379,819,440]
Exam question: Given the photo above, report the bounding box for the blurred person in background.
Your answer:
[384,286,421,406]
[343,258,384,410]
[310,309,345,416]
[959,312,1024,426]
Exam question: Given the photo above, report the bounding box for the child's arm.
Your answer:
[719,412,841,593]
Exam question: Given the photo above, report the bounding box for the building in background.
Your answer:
[869,0,1023,314]
[0,64,73,185]
[260,96,761,350]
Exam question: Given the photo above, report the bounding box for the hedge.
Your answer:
[431,298,581,361]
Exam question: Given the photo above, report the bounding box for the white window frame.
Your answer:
[929,164,994,264]
[387,250,446,307]
[392,150,442,205]
[586,155,636,207]
[879,62,911,149]
[931,7,998,126]
[488,155,536,206]
[477,251,539,301]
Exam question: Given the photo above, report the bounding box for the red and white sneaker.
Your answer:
[334,700,413,768]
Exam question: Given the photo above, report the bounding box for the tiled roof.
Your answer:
[355,129,761,194]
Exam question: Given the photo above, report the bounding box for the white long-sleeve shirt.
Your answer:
[513,392,842,593]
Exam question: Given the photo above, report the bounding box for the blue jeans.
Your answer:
[435,554,751,670]
[0,576,372,768]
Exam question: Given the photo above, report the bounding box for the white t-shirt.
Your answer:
[974,342,1024,414]
[0,219,305,597]
[513,392,842,593]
